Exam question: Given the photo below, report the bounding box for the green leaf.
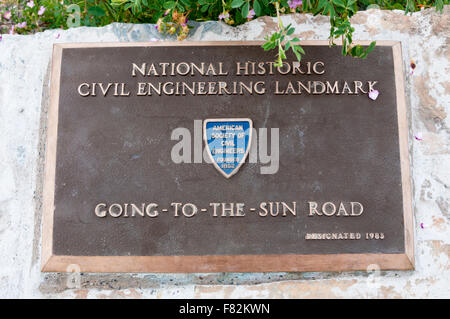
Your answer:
[303,0,310,11]
[262,42,273,50]
[253,0,262,16]
[241,2,250,18]
[163,1,176,9]
[287,26,295,36]
[279,46,286,59]
[87,6,106,17]
[366,41,376,53]
[180,0,192,7]
[285,41,291,51]
[295,44,305,54]
[231,0,245,8]
[434,0,444,12]
[332,0,346,8]
[294,50,302,62]
[328,4,335,18]
[318,0,327,10]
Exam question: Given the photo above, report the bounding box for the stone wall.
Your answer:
[0,7,448,298]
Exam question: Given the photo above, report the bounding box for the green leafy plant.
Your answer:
[1,0,448,64]
[321,0,376,58]
[262,1,304,67]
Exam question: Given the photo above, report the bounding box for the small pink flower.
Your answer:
[38,6,46,16]
[247,8,255,19]
[218,12,230,20]
[368,89,379,100]
[288,0,303,9]
[414,132,423,141]
[420,223,424,229]
[163,9,170,16]
[9,25,15,35]
[17,22,27,29]
[0,34,2,42]
[27,0,35,8]
[4,11,12,20]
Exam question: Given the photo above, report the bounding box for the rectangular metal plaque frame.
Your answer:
[42,41,414,273]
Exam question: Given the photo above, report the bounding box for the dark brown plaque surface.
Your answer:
[42,41,413,273]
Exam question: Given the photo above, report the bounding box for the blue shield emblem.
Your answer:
[204,118,253,178]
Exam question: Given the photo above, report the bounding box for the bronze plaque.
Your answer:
[42,41,414,273]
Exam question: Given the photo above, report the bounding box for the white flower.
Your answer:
[38,6,46,16]
[368,89,379,101]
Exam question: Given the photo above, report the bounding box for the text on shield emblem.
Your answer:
[204,118,253,178]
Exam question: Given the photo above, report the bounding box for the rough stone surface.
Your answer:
[0,7,449,298]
